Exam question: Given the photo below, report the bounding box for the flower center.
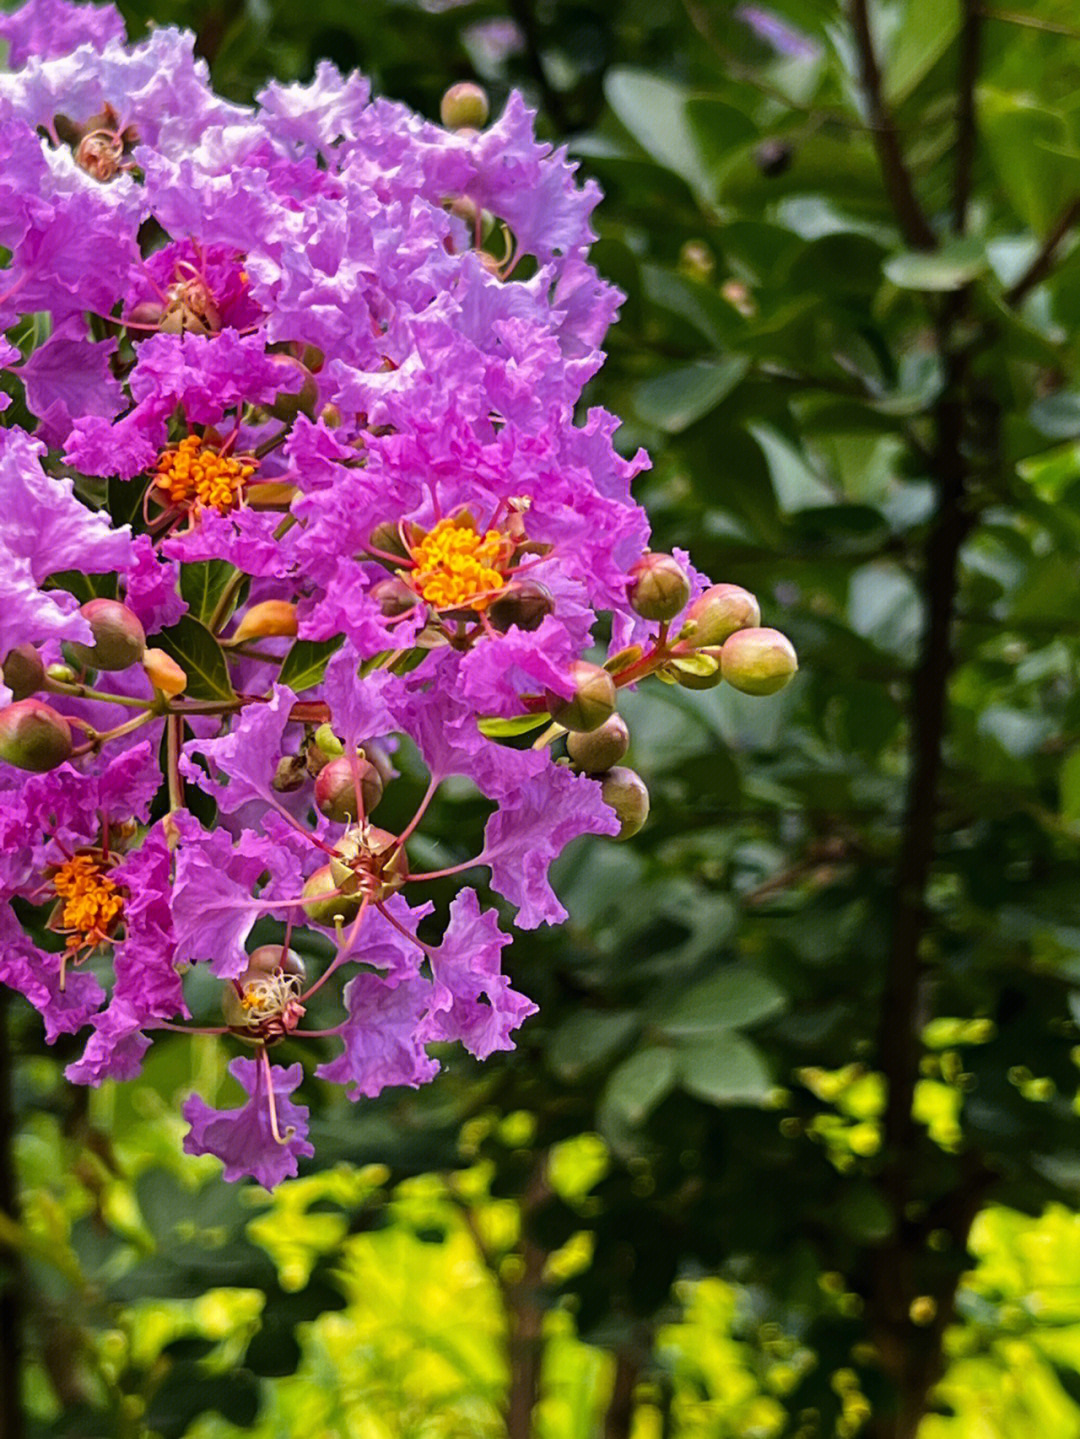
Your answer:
[405,517,508,611]
[153,435,257,515]
[51,855,123,952]
[230,971,305,1039]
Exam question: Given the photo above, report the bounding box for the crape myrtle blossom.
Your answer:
[0,0,798,1187]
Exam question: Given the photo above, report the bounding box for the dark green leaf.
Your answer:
[278,636,344,692]
[155,615,235,701]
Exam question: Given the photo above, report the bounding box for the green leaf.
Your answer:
[179,560,237,628]
[884,0,961,104]
[883,239,988,292]
[549,1012,641,1083]
[602,1047,678,1126]
[477,713,552,739]
[634,357,749,434]
[44,569,117,603]
[155,616,235,702]
[980,91,1075,236]
[278,637,344,693]
[676,1034,773,1106]
[107,475,149,532]
[1060,749,1080,825]
[603,68,710,196]
[747,424,835,511]
[657,968,786,1039]
[1017,442,1080,502]
[684,97,757,195]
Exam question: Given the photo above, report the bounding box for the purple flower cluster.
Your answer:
[0,0,795,1186]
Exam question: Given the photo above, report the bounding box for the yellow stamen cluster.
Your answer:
[235,971,304,1026]
[153,435,256,514]
[52,855,123,952]
[407,518,507,611]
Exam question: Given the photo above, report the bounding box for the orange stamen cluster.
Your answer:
[153,435,256,515]
[52,855,123,952]
[406,518,507,611]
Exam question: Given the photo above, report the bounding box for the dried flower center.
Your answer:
[153,435,257,515]
[406,518,508,611]
[52,855,123,952]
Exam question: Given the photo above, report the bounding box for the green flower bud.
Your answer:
[440,82,490,131]
[371,576,420,617]
[65,599,146,672]
[545,661,617,733]
[600,766,650,840]
[301,864,365,926]
[46,663,79,685]
[315,755,384,822]
[1,644,45,701]
[627,552,691,622]
[679,584,760,648]
[313,724,345,758]
[0,699,73,772]
[488,580,554,634]
[566,713,630,774]
[720,627,798,696]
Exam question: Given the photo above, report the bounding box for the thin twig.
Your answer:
[848,0,937,250]
[1004,197,1080,306]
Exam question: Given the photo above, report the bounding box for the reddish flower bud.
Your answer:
[546,661,617,733]
[600,766,650,840]
[230,600,299,644]
[301,864,365,926]
[679,584,760,648]
[0,699,73,772]
[627,553,691,622]
[329,826,409,902]
[246,945,306,979]
[720,628,798,696]
[314,755,384,822]
[566,713,630,774]
[441,82,490,131]
[488,580,555,634]
[1,644,45,701]
[143,648,187,696]
[371,577,420,617]
[65,599,146,671]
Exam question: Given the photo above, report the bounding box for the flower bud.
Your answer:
[627,553,691,622]
[566,713,630,774]
[272,754,308,792]
[371,577,420,617]
[315,755,384,822]
[488,580,555,634]
[301,864,365,926]
[600,766,650,840]
[230,600,298,645]
[545,661,617,734]
[1,645,45,701]
[65,599,146,671]
[441,82,490,131]
[313,723,345,758]
[0,699,73,772]
[330,826,409,899]
[679,584,760,648]
[143,648,187,696]
[720,628,798,696]
[46,663,79,685]
[246,945,305,979]
[268,357,318,422]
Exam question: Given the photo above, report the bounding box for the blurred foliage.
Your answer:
[11,0,1080,1434]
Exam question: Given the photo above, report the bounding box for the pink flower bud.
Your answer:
[0,699,73,772]
[441,83,490,130]
[66,599,146,671]
[566,713,630,774]
[314,755,384,822]
[546,661,617,734]
[720,628,798,696]
[1,644,45,701]
[627,552,691,622]
[600,767,650,840]
[680,584,761,648]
